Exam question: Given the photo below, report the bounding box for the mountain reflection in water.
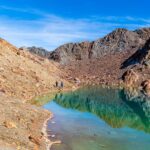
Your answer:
[54,86,150,134]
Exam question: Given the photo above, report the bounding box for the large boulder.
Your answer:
[122,69,139,87]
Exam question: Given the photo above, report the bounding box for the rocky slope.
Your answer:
[0,38,71,100]
[0,38,72,149]
[24,27,150,87]
[49,28,150,86]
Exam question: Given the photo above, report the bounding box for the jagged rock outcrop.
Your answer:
[121,38,150,68]
[50,28,150,64]
[91,28,143,58]
[50,41,93,64]
[122,36,150,89]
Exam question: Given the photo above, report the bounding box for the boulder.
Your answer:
[122,69,139,87]
[142,80,150,95]
[3,121,17,129]
[74,78,81,84]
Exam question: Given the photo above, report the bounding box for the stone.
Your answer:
[122,69,139,87]
[3,121,17,129]
[28,135,40,145]
[142,80,150,95]
[74,78,81,84]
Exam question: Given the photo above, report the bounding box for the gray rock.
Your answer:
[20,46,51,58]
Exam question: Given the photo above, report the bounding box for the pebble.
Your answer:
[51,135,56,138]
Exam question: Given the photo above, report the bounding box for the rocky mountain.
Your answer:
[43,27,150,92]
[17,27,150,90]
[22,28,150,66]
[50,28,150,64]
[20,46,51,58]
[0,38,71,100]
[91,28,143,57]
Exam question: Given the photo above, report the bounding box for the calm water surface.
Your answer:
[43,87,150,150]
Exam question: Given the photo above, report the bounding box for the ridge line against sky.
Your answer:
[0,2,150,50]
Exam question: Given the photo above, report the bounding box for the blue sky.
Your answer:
[0,0,150,50]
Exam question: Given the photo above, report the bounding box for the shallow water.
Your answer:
[43,86,150,150]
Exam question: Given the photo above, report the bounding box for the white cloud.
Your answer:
[0,5,150,50]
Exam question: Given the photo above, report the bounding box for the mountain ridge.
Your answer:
[24,27,150,65]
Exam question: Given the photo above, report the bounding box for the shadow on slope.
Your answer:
[121,38,150,69]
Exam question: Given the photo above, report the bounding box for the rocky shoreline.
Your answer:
[0,85,76,150]
[0,93,51,149]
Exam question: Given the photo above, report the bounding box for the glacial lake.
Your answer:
[43,86,150,150]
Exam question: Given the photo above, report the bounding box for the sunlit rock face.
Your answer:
[54,86,150,133]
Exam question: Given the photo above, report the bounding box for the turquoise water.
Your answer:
[43,87,150,150]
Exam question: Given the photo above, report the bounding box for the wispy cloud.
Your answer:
[0,5,48,17]
[0,5,150,50]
